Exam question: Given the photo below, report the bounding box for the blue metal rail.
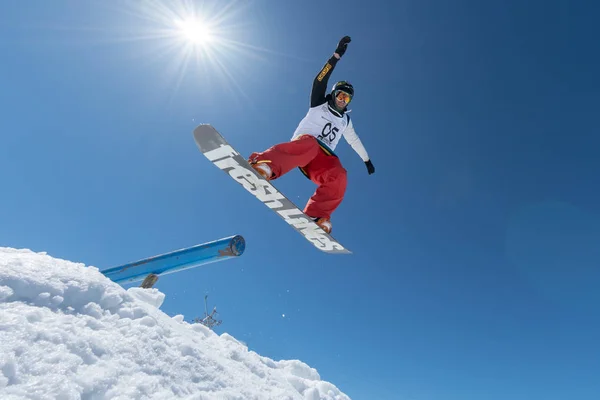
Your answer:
[101,235,245,284]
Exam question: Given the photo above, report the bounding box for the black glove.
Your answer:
[365,160,375,175]
[335,36,351,57]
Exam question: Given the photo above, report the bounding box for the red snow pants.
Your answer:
[249,135,347,220]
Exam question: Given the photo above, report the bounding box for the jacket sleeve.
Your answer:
[310,56,339,107]
[343,119,370,162]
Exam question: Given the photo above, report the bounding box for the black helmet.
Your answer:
[331,81,354,98]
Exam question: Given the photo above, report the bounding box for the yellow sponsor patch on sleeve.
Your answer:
[317,63,332,81]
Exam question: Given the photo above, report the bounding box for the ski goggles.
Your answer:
[335,90,352,104]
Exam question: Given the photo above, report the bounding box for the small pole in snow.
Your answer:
[193,294,222,329]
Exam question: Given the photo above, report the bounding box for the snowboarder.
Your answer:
[248,36,375,234]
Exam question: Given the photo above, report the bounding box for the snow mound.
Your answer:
[0,247,350,400]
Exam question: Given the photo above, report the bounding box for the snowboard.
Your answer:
[193,124,351,254]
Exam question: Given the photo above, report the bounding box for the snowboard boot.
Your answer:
[313,217,332,234]
[248,157,274,180]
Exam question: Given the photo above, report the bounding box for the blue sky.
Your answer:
[1,1,599,399]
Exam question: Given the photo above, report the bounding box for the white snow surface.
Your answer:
[0,247,350,400]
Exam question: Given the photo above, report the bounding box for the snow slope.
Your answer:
[0,247,350,400]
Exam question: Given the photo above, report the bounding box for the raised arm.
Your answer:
[310,36,352,107]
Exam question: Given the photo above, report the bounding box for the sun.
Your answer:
[176,18,213,46]
[109,1,272,103]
